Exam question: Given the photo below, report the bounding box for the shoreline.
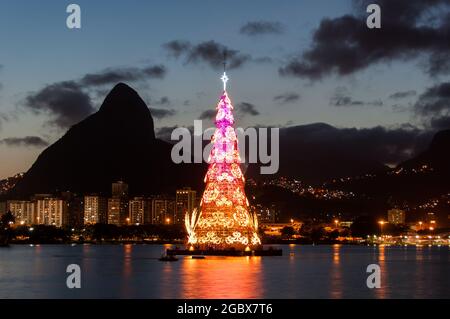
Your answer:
[3,241,448,247]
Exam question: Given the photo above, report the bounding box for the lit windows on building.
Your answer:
[129,197,146,225]
[151,198,176,224]
[36,198,66,227]
[7,200,35,225]
[84,195,107,224]
[108,198,121,225]
[176,188,196,224]
[112,181,129,198]
[388,209,406,225]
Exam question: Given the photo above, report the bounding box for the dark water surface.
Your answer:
[0,244,448,298]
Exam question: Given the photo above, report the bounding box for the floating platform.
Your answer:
[167,248,282,257]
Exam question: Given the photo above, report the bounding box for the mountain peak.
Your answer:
[100,82,148,113]
[399,128,450,170]
[10,83,205,198]
[96,82,156,139]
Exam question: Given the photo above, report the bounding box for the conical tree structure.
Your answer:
[185,73,261,249]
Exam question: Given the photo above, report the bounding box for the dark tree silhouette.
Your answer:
[328,229,340,240]
[0,211,15,246]
[281,226,295,238]
[310,227,325,243]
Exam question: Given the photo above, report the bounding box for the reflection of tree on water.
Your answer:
[162,256,263,298]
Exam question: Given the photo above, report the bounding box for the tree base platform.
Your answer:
[166,248,282,257]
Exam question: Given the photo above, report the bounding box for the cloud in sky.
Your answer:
[330,87,383,107]
[155,125,182,141]
[236,102,260,116]
[149,107,177,119]
[163,40,251,70]
[163,40,191,58]
[0,113,8,131]
[389,90,417,100]
[24,81,95,129]
[279,0,450,80]
[414,82,450,130]
[240,21,284,36]
[391,103,413,113]
[253,56,274,64]
[0,136,49,148]
[199,103,259,121]
[151,96,171,106]
[80,65,167,87]
[198,109,216,120]
[279,122,433,167]
[148,97,175,119]
[331,95,364,107]
[22,64,167,130]
[429,116,450,130]
[274,92,301,104]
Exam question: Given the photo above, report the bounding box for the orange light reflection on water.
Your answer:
[329,244,343,298]
[173,256,263,299]
[375,245,388,298]
[123,244,133,278]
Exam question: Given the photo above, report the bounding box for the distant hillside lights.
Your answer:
[3,181,197,228]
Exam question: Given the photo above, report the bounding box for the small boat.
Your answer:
[159,254,178,262]
[192,255,205,259]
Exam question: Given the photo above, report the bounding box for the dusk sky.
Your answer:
[1,0,450,178]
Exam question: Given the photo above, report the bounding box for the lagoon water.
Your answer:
[0,244,448,299]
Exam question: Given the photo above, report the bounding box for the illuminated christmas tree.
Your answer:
[185,71,261,249]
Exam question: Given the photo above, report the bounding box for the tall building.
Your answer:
[68,196,84,228]
[108,198,129,225]
[151,198,176,224]
[61,192,84,228]
[144,197,154,224]
[112,181,129,198]
[250,204,279,223]
[36,197,67,227]
[175,188,196,224]
[388,209,406,225]
[84,195,107,224]
[7,200,35,225]
[108,181,129,225]
[108,198,121,225]
[129,197,146,225]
